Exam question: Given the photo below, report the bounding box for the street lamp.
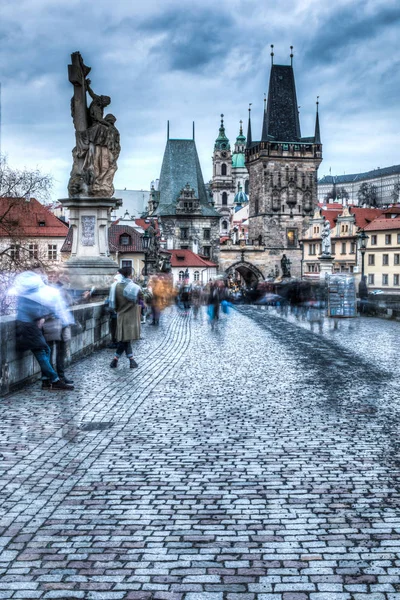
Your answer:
[142,229,150,276]
[358,229,369,280]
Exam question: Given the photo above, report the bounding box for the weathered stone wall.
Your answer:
[219,245,302,279]
[161,215,220,263]
[0,301,110,396]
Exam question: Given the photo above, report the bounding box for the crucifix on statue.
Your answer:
[68,51,91,132]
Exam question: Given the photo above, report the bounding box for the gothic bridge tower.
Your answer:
[245,47,322,277]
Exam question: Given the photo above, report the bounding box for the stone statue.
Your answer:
[321,219,332,255]
[67,52,120,198]
[281,254,291,278]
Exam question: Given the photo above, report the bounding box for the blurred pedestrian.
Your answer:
[11,271,74,391]
[108,267,141,369]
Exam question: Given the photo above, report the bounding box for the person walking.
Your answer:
[12,271,74,391]
[108,267,141,369]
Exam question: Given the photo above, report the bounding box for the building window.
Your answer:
[221,220,228,231]
[313,226,319,234]
[394,254,400,265]
[203,228,211,240]
[382,254,389,266]
[350,242,356,254]
[178,270,185,281]
[180,228,189,240]
[10,245,20,260]
[202,246,211,258]
[331,242,336,254]
[38,221,46,227]
[29,244,38,259]
[397,233,400,244]
[341,242,346,254]
[221,163,227,176]
[371,235,377,245]
[394,274,399,286]
[385,234,392,245]
[121,260,132,269]
[307,264,319,273]
[120,234,131,246]
[368,274,375,285]
[382,274,389,285]
[286,229,296,247]
[368,254,375,266]
[194,271,200,281]
[254,197,259,215]
[48,244,57,260]
[245,180,249,195]
[222,192,228,206]
[309,243,316,256]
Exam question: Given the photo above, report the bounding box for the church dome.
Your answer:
[234,184,248,205]
[232,153,245,168]
[214,114,230,151]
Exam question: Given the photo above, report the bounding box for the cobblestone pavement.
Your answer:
[0,306,399,600]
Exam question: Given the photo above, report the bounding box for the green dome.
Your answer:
[214,114,230,151]
[234,185,248,205]
[232,152,245,168]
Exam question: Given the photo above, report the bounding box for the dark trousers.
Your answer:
[32,346,59,382]
[48,340,67,379]
[115,341,133,358]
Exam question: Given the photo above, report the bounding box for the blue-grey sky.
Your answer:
[1,0,400,201]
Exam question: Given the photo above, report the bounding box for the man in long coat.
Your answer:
[108,267,141,369]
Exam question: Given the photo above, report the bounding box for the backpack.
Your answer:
[123,281,140,303]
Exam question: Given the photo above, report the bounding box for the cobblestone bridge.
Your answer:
[0,306,399,599]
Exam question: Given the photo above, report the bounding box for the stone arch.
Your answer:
[226,261,264,286]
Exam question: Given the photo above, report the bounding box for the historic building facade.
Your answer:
[244,56,323,278]
[211,117,249,237]
[145,128,221,263]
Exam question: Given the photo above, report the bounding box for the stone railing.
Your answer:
[0,301,110,396]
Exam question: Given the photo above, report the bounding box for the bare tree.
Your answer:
[357,182,378,207]
[0,154,53,201]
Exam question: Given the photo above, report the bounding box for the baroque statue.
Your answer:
[321,219,332,255]
[67,52,120,198]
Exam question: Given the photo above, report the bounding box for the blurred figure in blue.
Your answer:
[10,271,75,391]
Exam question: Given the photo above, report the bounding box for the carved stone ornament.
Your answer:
[67,52,120,199]
[81,215,96,246]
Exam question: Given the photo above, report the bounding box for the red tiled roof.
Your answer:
[62,223,145,253]
[0,197,69,237]
[169,249,217,268]
[134,218,160,233]
[108,223,143,252]
[364,216,400,231]
[349,207,384,228]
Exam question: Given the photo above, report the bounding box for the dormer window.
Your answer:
[120,234,131,246]
[39,221,45,227]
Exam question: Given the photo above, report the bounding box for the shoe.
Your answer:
[42,380,51,389]
[110,357,118,368]
[129,358,138,369]
[61,377,74,384]
[50,380,74,391]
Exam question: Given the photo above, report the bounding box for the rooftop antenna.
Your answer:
[270,45,274,65]
[290,46,294,66]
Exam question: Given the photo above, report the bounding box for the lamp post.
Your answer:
[358,229,369,280]
[298,240,304,279]
[142,229,150,277]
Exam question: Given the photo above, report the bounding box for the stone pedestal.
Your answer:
[319,254,334,280]
[60,196,122,291]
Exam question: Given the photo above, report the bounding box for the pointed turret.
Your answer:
[246,106,252,148]
[314,97,321,145]
[214,114,230,150]
[262,62,301,142]
[261,94,268,142]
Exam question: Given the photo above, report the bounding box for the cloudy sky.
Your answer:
[1,0,400,201]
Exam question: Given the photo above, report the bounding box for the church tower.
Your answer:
[246,48,322,277]
[211,115,235,234]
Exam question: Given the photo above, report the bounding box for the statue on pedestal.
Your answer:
[281,254,291,278]
[68,52,120,198]
[321,219,332,256]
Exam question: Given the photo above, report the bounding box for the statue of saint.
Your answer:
[67,52,120,198]
[321,219,332,255]
[281,254,291,278]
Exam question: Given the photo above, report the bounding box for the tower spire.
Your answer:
[193,121,195,140]
[246,104,252,148]
[167,120,169,140]
[239,120,243,136]
[270,44,274,65]
[290,45,294,67]
[261,92,268,141]
[314,96,321,144]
